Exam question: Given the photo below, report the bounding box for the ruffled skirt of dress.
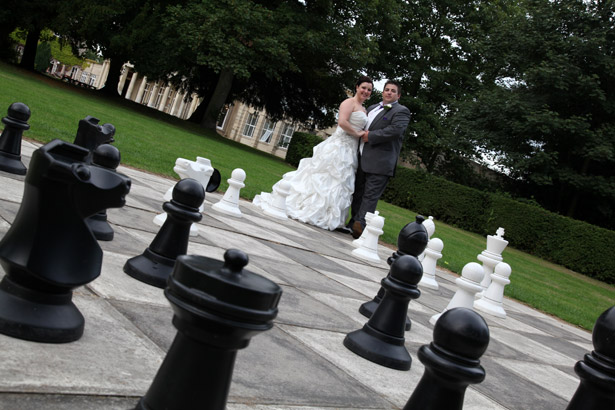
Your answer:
[253,128,358,231]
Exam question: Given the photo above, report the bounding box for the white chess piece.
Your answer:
[154,157,214,236]
[474,262,512,318]
[418,216,435,262]
[263,179,291,220]
[212,168,246,217]
[477,227,509,297]
[418,237,443,290]
[352,211,378,248]
[351,213,384,264]
[430,262,484,325]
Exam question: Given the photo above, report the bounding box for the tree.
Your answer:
[363,0,509,186]
[455,0,615,228]
[3,0,63,70]
[56,0,164,97]
[34,41,51,72]
[134,0,383,129]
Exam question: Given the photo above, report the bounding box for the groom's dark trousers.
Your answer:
[351,155,389,227]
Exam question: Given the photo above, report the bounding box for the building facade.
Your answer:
[112,63,319,159]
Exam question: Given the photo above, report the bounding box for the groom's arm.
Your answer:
[364,106,411,145]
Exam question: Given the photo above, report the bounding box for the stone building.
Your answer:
[63,61,321,159]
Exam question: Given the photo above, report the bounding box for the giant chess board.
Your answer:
[0,140,594,409]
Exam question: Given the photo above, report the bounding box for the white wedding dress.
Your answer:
[254,111,368,230]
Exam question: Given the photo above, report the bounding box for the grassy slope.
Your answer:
[1,62,612,330]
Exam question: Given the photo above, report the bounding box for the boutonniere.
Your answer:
[383,104,393,111]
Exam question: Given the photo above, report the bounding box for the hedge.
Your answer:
[285,131,323,167]
[382,167,615,284]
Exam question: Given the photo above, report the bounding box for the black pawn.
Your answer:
[86,144,122,241]
[72,115,115,163]
[0,139,131,343]
[0,102,30,175]
[344,254,423,370]
[566,306,615,410]
[359,215,429,330]
[403,308,489,410]
[135,250,282,410]
[124,178,204,288]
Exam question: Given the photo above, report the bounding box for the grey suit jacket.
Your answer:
[361,102,411,176]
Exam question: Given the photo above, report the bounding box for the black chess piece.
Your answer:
[403,307,489,409]
[85,144,122,241]
[344,254,423,370]
[0,102,30,175]
[72,115,115,163]
[124,178,204,288]
[135,250,282,410]
[0,139,131,343]
[566,306,615,410]
[359,215,429,330]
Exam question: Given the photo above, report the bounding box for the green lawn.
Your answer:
[1,61,612,331]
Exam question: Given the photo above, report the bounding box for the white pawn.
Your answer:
[263,179,290,220]
[474,262,512,318]
[418,237,443,290]
[212,168,246,217]
[352,211,379,248]
[154,157,214,236]
[351,213,384,264]
[430,262,484,325]
[418,216,436,262]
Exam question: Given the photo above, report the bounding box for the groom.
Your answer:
[348,80,411,239]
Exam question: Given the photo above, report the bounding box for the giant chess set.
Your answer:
[0,102,612,409]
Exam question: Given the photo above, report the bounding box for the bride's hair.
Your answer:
[355,75,373,88]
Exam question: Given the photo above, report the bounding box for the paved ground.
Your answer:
[0,140,593,409]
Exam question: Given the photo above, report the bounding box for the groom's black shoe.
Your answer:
[351,221,364,239]
[335,226,353,235]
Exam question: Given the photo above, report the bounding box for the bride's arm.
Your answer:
[337,99,363,138]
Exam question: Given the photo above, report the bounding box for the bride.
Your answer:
[254,76,373,230]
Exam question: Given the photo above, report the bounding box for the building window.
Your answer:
[80,72,89,83]
[165,90,177,113]
[277,123,295,149]
[70,66,79,79]
[89,74,96,86]
[242,112,259,138]
[259,119,276,143]
[153,84,165,108]
[180,96,193,119]
[217,105,232,129]
[141,83,152,105]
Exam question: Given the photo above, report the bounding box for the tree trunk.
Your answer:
[200,69,234,130]
[19,27,41,71]
[100,58,124,98]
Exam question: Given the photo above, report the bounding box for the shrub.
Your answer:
[383,167,615,283]
[285,132,323,167]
